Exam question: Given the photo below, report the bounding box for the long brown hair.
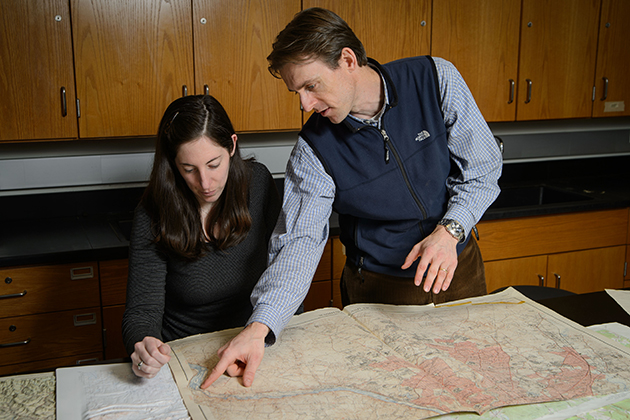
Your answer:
[142,95,252,259]
[267,7,367,77]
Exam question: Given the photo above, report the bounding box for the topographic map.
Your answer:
[168,288,630,420]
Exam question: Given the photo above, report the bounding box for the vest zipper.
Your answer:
[379,128,428,222]
[382,130,390,163]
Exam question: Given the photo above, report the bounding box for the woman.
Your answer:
[122,95,281,379]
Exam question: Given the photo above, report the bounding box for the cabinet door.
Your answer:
[432,0,521,122]
[517,0,600,120]
[0,0,77,142]
[304,0,431,65]
[484,256,548,294]
[72,0,194,138]
[547,246,626,294]
[592,0,630,117]
[193,0,301,132]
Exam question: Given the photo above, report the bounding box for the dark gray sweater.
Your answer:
[121,162,281,355]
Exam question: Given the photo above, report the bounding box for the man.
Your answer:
[202,7,502,388]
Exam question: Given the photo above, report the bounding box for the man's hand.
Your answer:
[401,225,459,293]
[201,322,270,389]
[131,336,171,379]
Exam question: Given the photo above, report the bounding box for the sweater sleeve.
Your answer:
[121,206,169,356]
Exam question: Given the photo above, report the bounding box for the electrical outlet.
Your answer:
[603,101,625,113]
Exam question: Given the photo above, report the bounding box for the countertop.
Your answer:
[1,155,629,268]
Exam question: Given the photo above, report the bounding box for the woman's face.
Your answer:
[175,134,237,211]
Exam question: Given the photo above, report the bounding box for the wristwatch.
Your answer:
[438,219,465,243]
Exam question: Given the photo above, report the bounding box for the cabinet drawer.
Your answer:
[0,307,103,367]
[477,209,628,261]
[100,259,128,307]
[0,262,100,318]
[0,352,103,377]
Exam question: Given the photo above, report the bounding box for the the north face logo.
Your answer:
[415,130,430,142]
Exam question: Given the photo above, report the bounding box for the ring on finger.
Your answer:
[137,359,144,369]
[440,268,448,273]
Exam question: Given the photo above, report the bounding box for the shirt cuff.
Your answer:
[443,205,476,239]
[247,304,282,346]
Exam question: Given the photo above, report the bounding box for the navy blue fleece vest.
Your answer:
[302,56,466,277]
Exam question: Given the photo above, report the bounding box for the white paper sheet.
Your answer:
[56,363,189,420]
[606,289,630,316]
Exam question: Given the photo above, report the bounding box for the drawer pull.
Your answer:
[0,338,31,348]
[70,266,94,280]
[0,290,27,300]
[76,358,99,365]
[74,313,97,326]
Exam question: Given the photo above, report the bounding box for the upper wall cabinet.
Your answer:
[516,0,600,121]
[0,0,77,142]
[193,0,301,132]
[592,0,630,118]
[303,0,431,65]
[432,0,521,122]
[71,0,194,138]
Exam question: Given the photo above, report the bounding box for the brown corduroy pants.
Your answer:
[340,237,487,307]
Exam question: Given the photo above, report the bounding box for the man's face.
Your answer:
[279,57,355,124]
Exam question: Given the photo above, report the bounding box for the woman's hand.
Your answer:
[131,336,172,379]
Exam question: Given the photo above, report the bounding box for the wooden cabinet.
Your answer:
[0,262,103,376]
[71,0,194,138]
[592,0,630,118]
[304,0,431,65]
[331,236,345,309]
[547,246,626,293]
[99,259,129,360]
[432,0,521,122]
[433,0,605,122]
[193,0,301,132]
[484,255,547,294]
[302,235,345,311]
[478,209,628,294]
[516,0,600,121]
[0,0,77,142]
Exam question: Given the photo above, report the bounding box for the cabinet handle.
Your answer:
[0,290,27,300]
[508,79,515,104]
[73,313,97,326]
[60,87,67,117]
[204,84,209,95]
[601,77,608,101]
[537,275,544,287]
[0,338,31,348]
[525,79,533,104]
[182,85,188,97]
[70,266,94,280]
[76,358,99,365]
[553,273,561,289]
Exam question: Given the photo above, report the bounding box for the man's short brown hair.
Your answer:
[267,7,368,78]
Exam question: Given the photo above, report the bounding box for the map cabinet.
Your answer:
[0,262,103,376]
[477,208,628,294]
